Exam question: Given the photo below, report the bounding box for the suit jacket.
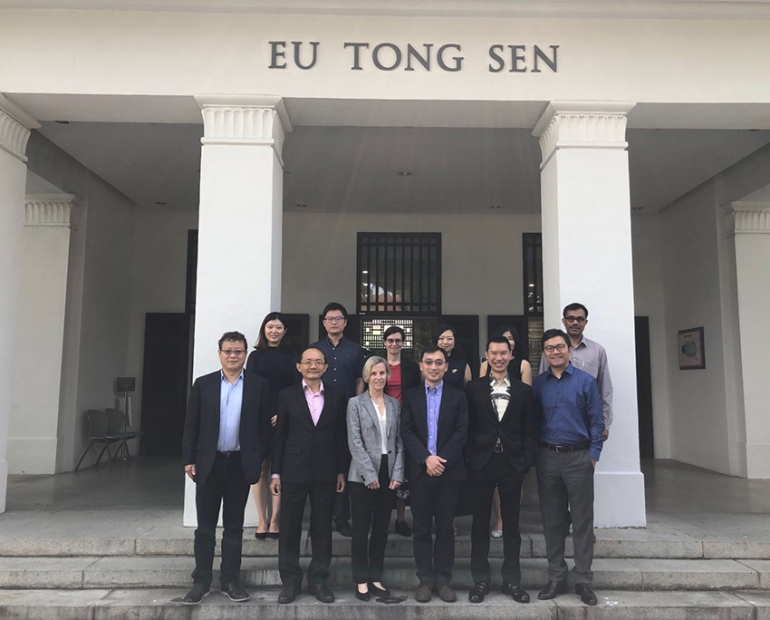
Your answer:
[347,393,405,486]
[272,382,350,484]
[399,357,422,392]
[400,382,468,483]
[182,370,269,486]
[465,375,535,473]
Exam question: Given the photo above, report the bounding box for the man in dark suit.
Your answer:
[401,344,468,603]
[182,331,269,605]
[270,347,349,604]
[466,336,536,604]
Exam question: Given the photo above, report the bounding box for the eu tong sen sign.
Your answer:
[268,42,560,73]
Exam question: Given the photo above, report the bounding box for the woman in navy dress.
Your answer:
[432,324,472,388]
[247,312,298,539]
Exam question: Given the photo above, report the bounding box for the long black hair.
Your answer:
[432,323,465,360]
[255,312,289,350]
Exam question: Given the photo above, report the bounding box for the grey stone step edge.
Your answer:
[2,557,770,592]
[2,589,770,620]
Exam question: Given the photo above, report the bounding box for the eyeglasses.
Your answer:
[564,316,587,324]
[220,349,246,357]
[299,360,326,367]
[422,359,446,367]
[543,344,568,353]
[385,338,403,345]
[323,316,345,323]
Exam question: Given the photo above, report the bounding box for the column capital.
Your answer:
[195,95,292,163]
[728,201,770,235]
[0,95,40,163]
[24,194,76,228]
[533,101,636,169]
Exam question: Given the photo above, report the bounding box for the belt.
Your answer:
[216,450,240,458]
[539,441,589,453]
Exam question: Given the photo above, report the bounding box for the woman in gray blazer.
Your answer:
[347,355,405,601]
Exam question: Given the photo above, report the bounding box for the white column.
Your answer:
[730,202,770,478]
[8,194,75,474]
[0,99,38,512]
[533,101,646,528]
[183,95,291,526]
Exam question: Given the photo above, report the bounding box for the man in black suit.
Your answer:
[182,331,269,605]
[401,344,468,603]
[270,347,349,604]
[466,336,536,604]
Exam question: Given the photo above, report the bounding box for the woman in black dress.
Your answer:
[247,312,298,539]
[432,324,472,388]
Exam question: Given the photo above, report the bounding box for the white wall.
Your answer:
[281,212,542,344]
[631,213,671,459]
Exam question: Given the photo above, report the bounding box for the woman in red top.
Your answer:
[382,325,421,537]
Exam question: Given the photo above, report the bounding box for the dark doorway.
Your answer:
[440,314,480,379]
[140,313,192,457]
[635,316,654,459]
[280,313,310,354]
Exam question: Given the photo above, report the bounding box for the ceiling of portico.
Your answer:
[33,119,770,214]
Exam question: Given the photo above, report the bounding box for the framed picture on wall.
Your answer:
[678,327,705,370]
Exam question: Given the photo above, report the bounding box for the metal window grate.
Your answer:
[361,318,415,352]
[523,233,543,317]
[357,233,441,315]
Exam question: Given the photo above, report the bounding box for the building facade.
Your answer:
[1,1,769,528]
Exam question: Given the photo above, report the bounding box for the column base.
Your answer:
[594,470,646,528]
[7,437,57,474]
[746,443,770,479]
[183,475,260,528]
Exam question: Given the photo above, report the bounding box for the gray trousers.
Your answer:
[535,447,594,585]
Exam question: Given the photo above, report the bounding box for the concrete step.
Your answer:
[0,530,711,559]
[0,556,764,591]
[0,588,768,620]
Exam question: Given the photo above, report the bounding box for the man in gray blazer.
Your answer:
[347,356,405,600]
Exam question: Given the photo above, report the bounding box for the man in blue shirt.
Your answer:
[533,328,604,606]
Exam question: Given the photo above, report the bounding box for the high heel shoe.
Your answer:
[267,532,279,540]
[254,530,267,540]
[355,586,370,601]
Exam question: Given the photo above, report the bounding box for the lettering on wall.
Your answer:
[268,41,559,73]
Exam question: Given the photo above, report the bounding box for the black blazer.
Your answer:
[399,357,422,392]
[272,382,350,484]
[400,382,468,483]
[182,370,269,486]
[465,376,535,473]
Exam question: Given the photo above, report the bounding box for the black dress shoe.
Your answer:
[267,532,279,540]
[254,530,267,540]
[278,585,300,604]
[395,520,412,537]
[538,580,568,600]
[575,583,597,605]
[368,583,391,597]
[355,587,370,601]
[336,520,352,537]
[502,583,530,603]
[182,583,209,605]
[220,582,249,602]
[468,582,489,603]
[308,582,335,603]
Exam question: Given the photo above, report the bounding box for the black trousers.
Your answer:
[278,479,337,588]
[536,448,595,585]
[469,452,525,584]
[193,452,250,587]
[334,485,351,524]
[349,457,394,584]
[410,473,460,586]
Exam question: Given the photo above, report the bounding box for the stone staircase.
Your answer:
[2,527,770,619]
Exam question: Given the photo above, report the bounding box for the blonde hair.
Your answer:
[362,356,389,383]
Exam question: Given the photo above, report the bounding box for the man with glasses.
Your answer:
[310,302,366,536]
[401,345,468,603]
[182,331,269,605]
[533,329,604,606]
[270,348,349,604]
[539,303,613,440]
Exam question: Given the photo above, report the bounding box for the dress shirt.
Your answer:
[303,379,325,426]
[310,336,366,401]
[217,370,244,452]
[425,381,444,456]
[533,364,604,462]
[490,374,511,421]
[539,336,614,428]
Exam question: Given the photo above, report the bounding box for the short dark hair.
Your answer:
[256,312,289,350]
[486,336,512,351]
[563,303,588,318]
[420,344,448,362]
[541,329,570,350]
[432,323,465,360]
[219,331,247,350]
[322,302,348,320]
[383,325,405,341]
